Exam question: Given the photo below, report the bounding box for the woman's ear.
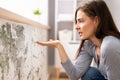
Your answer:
[94,16,100,26]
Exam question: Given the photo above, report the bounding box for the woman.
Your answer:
[36,0,120,80]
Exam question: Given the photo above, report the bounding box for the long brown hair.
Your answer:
[75,0,120,59]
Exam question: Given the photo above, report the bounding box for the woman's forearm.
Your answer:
[56,43,69,63]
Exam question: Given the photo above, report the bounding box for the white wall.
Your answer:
[105,0,120,30]
[0,0,48,25]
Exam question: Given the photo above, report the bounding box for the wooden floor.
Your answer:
[48,67,69,80]
[49,73,69,80]
[49,77,69,80]
[49,72,69,80]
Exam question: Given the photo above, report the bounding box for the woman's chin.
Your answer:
[80,36,87,40]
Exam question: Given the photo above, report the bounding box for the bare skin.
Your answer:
[36,40,68,63]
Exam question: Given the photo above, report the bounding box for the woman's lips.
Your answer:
[79,32,82,36]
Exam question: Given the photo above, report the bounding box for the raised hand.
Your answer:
[36,40,61,48]
[36,39,68,63]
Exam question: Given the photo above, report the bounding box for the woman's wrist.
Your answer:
[54,40,62,49]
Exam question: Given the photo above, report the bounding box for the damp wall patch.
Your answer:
[0,21,48,80]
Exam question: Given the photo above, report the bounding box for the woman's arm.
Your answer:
[36,40,93,80]
[62,40,93,80]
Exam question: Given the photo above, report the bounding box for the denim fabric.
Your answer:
[81,67,107,80]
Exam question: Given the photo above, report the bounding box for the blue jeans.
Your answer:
[81,67,107,80]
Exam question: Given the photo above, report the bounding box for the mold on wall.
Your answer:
[0,20,48,80]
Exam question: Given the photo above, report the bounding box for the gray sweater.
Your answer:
[62,36,120,80]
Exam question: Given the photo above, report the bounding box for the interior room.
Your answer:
[0,0,120,80]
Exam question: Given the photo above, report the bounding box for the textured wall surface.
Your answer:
[0,20,48,80]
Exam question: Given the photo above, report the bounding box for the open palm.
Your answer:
[36,40,61,48]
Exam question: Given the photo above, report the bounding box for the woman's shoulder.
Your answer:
[83,40,96,55]
[103,36,120,44]
[102,36,120,50]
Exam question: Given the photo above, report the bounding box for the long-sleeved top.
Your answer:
[62,36,120,80]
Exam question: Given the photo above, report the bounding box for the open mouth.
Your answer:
[78,32,82,36]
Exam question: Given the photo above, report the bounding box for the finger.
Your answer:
[36,41,45,45]
[36,41,50,46]
[36,41,40,44]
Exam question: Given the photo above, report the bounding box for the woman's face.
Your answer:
[76,10,98,40]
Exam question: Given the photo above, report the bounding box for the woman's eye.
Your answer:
[77,19,84,23]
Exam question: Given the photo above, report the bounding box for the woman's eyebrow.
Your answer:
[76,18,84,21]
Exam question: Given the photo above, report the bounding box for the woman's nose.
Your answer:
[75,24,80,30]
